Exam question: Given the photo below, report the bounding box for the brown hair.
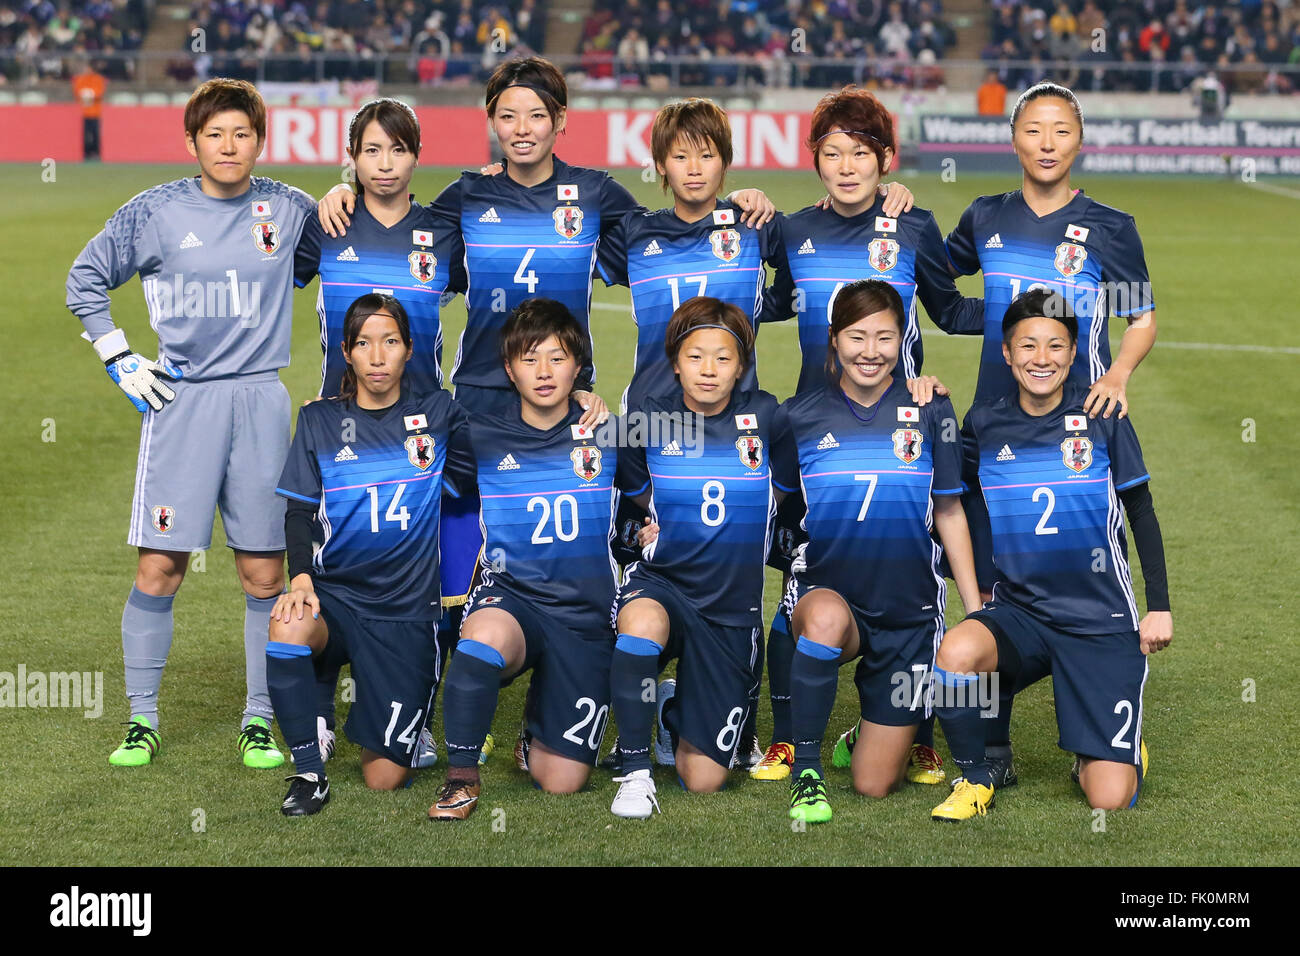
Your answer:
[348,98,421,160]
[499,298,591,370]
[664,297,755,372]
[339,293,412,400]
[184,78,267,143]
[825,279,905,383]
[805,85,896,174]
[485,56,567,127]
[651,98,733,194]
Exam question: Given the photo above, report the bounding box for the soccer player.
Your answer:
[607,297,789,818]
[294,97,464,770]
[944,82,1158,785]
[66,78,317,769]
[428,299,619,820]
[771,279,981,824]
[929,289,1171,821]
[268,294,473,815]
[754,85,981,784]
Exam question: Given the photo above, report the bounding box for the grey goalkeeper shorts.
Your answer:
[128,371,290,553]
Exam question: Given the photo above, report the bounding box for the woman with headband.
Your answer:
[606,297,794,818]
[752,85,981,786]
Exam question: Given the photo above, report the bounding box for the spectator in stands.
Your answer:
[71,55,104,158]
[992,5,1018,47]
[1076,0,1104,47]
[515,0,544,52]
[617,27,649,83]
[977,67,1007,115]
[647,0,680,46]
[879,2,911,57]
[1138,19,1170,59]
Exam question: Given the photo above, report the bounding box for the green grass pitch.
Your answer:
[1,162,1297,866]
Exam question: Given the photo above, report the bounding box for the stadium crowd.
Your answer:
[0,0,149,78]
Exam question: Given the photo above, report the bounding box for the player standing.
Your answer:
[771,279,981,824]
[269,294,474,815]
[930,289,1171,820]
[944,82,1158,786]
[754,85,981,784]
[428,300,620,819]
[66,78,316,768]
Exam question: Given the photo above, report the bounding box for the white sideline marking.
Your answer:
[1246,181,1300,201]
[589,302,1300,354]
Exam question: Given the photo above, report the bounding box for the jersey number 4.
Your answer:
[367,484,410,532]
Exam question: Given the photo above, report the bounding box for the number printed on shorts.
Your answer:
[1111,699,1134,750]
[527,494,579,544]
[383,702,424,754]
[716,706,744,753]
[700,480,726,527]
[562,697,609,751]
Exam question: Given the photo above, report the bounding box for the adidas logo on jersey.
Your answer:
[335,445,358,462]
[995,444,1015,462]
[179,232,203,249]
[817,432,840,449]
[797,238,816,255]
[497,453,520,471]
[479,207,501,223]
[662,440,683,456]
[336,245,359,261]
[643,239,663,256]
[984,233,1003,249]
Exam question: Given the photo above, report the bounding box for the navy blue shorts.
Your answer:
[315,589,440,767]
[969,599,1147,766]
[610,492,648,568]
[617,568,760,769]
[783,579,940,726]
[465,584,614,765]
[765,490,808,573]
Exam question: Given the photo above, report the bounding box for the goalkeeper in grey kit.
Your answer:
[65,78,316,769]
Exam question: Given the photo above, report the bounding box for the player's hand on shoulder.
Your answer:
[318,184,356,237]
[880,181,915,217]
[479,161,505,175]
[301,394,324,406]
[637,517,660,549]
[92,328,183,413]
[729,188,776,228]
[273,574,320,622]
[905,375,950,407]
[574,390,611,428]
[1083,368,1130,419]
[1138,610,1172,655]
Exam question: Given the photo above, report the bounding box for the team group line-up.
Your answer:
[66,55,1172,826]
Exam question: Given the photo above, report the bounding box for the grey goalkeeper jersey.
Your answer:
[67,176,316,381]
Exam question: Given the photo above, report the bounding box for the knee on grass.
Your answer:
[361,755,414,791]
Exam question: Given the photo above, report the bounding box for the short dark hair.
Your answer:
[1001,288,1077,344]
[485,56,567,126]
[664,296,755,372]
[651,98,733,194]
[184,78,266,143]
[826,279,905,383]
[499,298,591,370]
[1010,81,1084,133]
[806,85,896,175]
[339,294,411,399]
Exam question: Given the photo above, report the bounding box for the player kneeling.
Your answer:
[608,298,790,818]
[931,289,1172,821]
[428,300,619,820]
[772,280,982,824]
[267,295,473,816]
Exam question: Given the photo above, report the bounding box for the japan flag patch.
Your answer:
[412,229,433,246]
[875,216,897,233]
[1065,414,1088,431]
[898,406,919,422]
[1065,223,1090,243]
[735,413,758,430]
[712,208,736,225]
[570,423,594,440]
[250,200,272,218]
[404,414,427,431]
[557,184,579,201]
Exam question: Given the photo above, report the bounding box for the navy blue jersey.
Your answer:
[293,195,461,398]
[276,388,474,620]
[764,195,982,395]
[616,390,781,627]
[945,190,1155,404]
[469,399,619,621]
[771,382,963,626]
[434,158,640,390]
[596,201,779,408]
[962,381,1150,634]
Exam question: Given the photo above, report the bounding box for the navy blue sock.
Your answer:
[914,713,935,749]
[266,642,322,778]
[790,636,841,775]
[315,664,340,731]
[741,628,764,746]
[984,688,1014,750]
[612,634,660,774]
[442,640,504,769]
[767,611,795,745]
[934,666,992,787]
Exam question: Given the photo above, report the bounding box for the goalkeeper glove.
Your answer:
[91,328,184,412]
